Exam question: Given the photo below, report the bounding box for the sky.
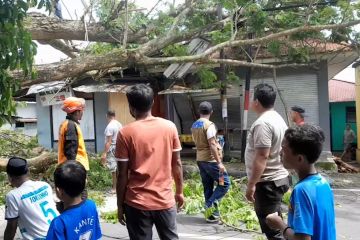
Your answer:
[32,0,356,81]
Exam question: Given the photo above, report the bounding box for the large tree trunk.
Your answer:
[0,152,57,174]
[26,13,149,44]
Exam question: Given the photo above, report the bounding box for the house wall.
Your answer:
[36,95,52,149]
[330,101,357,151]
[94,92,108,153]
[109,93,135,125]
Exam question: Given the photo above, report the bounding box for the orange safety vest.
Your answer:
[58,119,89,170]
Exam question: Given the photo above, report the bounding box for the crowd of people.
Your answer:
[3,83,336,240]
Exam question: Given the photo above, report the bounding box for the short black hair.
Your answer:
[253,83,276,109]
[54,161,86,198]
[284,124,325,164]
[198,101,213,115]
[126,84,154,113]
[107,110,116,117]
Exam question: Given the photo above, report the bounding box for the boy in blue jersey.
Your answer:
[46,161,102,240]
[266,124,336,240]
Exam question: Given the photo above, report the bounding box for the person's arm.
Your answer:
[246,124,272,202]
[64,121,78,160]
[114,131,129,225]
[4,219,17,240]
[266,213,311,240]
[246,147,270,202]
[172,151,184,209]
[116,161,128,225]
[101,135,112,165]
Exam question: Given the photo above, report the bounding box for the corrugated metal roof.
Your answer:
[329,79,355,102]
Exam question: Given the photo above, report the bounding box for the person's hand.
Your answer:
[175,193,184,211]
[266,212,284,230]
[101,154,107,167]
[218,162,225,174]
[245,184,256,202]
[118,206,126,225]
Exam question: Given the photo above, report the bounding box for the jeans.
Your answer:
[124,204,178,240]
[197,161,231,215]
[254,177,289,240]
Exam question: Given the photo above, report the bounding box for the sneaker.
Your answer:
[206,214,220,223]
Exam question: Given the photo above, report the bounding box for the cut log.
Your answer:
[334,157,359,173]
[0,152,57,174]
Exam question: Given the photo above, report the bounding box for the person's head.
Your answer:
[346,124,351,130]
[251,83,276,113]
[198,101,213,117]
[290,105,305,122]
[6,157,29,187]
[281,124,325,170]
[106,110,116,122]
[54,161,86,201]
[126,84,154,118]
[62,97,86,121]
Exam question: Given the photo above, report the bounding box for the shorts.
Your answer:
[106,145,117,173]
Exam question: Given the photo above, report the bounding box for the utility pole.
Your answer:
[240,34,253,161]
[217,4,231,162]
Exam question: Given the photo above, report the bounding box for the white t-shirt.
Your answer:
[206,124,217,139]
[5,180,59,240]
[245,110,289,182]
[104,119,122,145]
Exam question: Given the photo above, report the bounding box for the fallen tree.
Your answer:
[1,0,360,121]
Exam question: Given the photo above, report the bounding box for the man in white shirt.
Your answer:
[101,110,122,193]
[245,83,289,240]
[4,157,59,240]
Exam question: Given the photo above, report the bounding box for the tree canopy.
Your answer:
[1,0,360,122]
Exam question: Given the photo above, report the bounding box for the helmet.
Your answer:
[61,97,86,114]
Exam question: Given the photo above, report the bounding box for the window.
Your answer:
[15,122,24,128]
[346,106,356,123]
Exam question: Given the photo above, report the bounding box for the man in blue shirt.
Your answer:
[266,124,336,240]
[46,161,102,240]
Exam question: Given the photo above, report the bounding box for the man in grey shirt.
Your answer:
[245,83,289,240]
[101,110,122,193]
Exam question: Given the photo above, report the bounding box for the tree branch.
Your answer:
[25,12,145,43]
[37,39,78,58]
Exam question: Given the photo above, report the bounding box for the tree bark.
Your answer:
[0,152,57,174]
[26,12,148,43]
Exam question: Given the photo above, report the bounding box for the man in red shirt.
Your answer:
[115,84,184,239]
[290,106,306,126]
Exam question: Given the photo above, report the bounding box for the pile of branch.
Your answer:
[334,157,360,173]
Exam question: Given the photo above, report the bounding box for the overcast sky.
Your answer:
[33,0,355,81]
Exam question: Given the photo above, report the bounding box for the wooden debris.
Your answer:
[334,157,360,173]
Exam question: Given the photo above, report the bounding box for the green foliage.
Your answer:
[162,44,188,57]
[0,0,50,126]
[197,66,219,89]
[88,190,106,208]
[282,190,291,206]
[183,173,260,230]
[0,172,11,205]
[0,130,39,158]
[101,210,118,224]
[87,157,113,191]
[88,43,118,55]
[244,3,268,35]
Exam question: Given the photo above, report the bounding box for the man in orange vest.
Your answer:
[58,97,89,171]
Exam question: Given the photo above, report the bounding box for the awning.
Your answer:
[26,81,66,95]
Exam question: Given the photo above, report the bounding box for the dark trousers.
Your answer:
[254,177,289,240]
[197,161,230,215]
[124,204,179,240]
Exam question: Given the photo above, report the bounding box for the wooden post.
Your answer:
[353,62,360,163]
